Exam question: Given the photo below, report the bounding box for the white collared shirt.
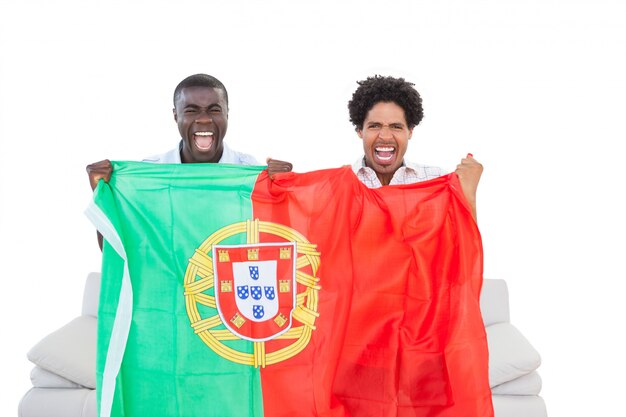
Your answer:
[352,157,445,188]
[143,142,259,165]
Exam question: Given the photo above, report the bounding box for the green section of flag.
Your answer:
[93,161,266,417]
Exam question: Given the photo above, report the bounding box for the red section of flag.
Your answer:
[251,167,493,417]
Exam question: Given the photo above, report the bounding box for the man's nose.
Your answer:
[379,125,393,138]
[195,110,213,123]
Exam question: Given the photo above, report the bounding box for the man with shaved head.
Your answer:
[87,73,292,248]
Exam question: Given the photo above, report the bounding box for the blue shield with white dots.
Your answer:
[253,305,265,319]
[249,266,259,280]
[251,286,262,300]
[237,286,249,300]
[264,286,276,300]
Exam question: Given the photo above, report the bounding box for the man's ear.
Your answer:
[357,128,363,139]
[173,108,177,122]
[408,127,414,140]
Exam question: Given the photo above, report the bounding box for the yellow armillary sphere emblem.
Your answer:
[184,219,321,367]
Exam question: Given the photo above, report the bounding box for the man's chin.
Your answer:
[190,151,217,163]
[369,160,398,174]
[182,141,223,163]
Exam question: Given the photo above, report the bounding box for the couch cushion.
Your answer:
[19,388,96,417]
[491,394,547,417]
[30,366,83,389]
[491,371,542,395]
[27,316,96,388]
[486,322,541,387]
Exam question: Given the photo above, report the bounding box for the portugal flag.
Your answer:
[86,161,493,417]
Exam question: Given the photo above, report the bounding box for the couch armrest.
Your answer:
[480,279,510,326]
[81,272,101,318]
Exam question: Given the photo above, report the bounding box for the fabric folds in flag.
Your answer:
[86,161,493,417]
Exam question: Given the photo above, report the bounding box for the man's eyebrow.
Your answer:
[184,103,223,109]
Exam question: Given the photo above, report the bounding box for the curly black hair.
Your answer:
[173,74,228,107]
[348,75,423,130]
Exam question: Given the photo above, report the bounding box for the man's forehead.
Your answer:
[177,86,227,106]
[364,114,407,124]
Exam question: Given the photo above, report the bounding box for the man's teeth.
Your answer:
[375,146,395,161]
[194,132,214,151]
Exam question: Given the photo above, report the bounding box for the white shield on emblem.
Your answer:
[232,261,278,322]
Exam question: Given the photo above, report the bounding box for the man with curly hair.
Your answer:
[349,75,482,218]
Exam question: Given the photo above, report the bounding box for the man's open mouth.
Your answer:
[194,131,214,151]
[374,146,395,162]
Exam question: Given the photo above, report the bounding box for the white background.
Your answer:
[1,0,625,415]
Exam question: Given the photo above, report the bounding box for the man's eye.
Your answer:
[210,108,222,113]
[368,124,381,129]
[391,125,404,130]
[185,109,198,114]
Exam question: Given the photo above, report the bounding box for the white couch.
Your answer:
[19,273,547,417]
[19,272,100,417]
[480,279,548,417]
